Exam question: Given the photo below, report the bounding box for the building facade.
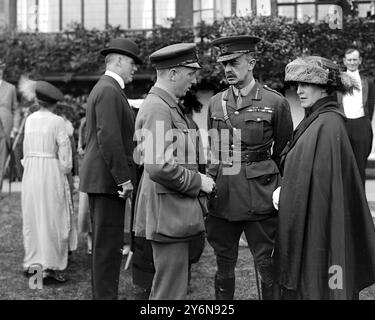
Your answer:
[0,0,374,32]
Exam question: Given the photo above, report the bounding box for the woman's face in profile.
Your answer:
[296,83,325,109]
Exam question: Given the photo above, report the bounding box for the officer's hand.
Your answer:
[200,173,215,194]
[272,186,281,210]
[118,181,134,199]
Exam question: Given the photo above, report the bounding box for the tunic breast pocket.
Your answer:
[243,112,272,144]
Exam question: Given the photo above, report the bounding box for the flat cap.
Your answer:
[212,35,262,62]
[149,43,201,70]
[35,81,64,104]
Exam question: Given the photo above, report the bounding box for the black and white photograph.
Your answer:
[1,0,375,306]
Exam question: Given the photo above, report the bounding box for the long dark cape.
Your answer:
[276,96,375,299]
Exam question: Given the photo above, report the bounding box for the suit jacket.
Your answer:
[337,74,375,121]
[0,80,19,138]
[133,86,205,243]
[79,75,136,194]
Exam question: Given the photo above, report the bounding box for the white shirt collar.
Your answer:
[233,78,255,97]
[347,69,360,78]
[105,70,125,89]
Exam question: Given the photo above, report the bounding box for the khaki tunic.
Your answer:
[207,81,293,221]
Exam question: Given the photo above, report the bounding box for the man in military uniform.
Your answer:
[133,43,215,300]
[206,35,293,300]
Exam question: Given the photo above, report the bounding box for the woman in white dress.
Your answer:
[22,81,73,283]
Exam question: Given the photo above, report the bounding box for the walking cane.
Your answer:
[254,260,262,300]
[124,192,135,270]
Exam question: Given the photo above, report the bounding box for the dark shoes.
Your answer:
[23,268,68,284]
[43,270,69,284]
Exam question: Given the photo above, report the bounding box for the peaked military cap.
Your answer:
[149,43,201,70]
[36,81,64,104]
[212,35,262,63]
[100,38,142,65]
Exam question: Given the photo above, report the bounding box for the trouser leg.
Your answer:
[206,215,243,300]
[149,241,189,300]
[0,136,8,192]
[244,216,278,300]
[88,193,125,300]
[346,117,373,186]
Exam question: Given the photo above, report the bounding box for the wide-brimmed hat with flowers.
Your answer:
[285,56,359,94]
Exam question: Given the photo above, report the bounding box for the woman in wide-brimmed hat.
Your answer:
[273,56,375,300]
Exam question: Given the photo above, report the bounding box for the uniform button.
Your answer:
[214,195,218,199]
[231,144,235,148]
[257,118,261,122]
[213,116,217,120]
[267,178,271,182]
[234,111,239,115]
[233,128,237,131]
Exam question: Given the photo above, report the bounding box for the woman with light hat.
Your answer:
[273,56,375,299]
[22,81,73,283]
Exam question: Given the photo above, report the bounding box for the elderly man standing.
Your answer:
[338,48,375,186]
[206,36,293,300]
[79,38,141,300]
[133,43,215,300]
[0,59,20,194]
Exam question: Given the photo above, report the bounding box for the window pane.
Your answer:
[38,0,59,32]
[84,0,105,29]
[193,0,201,11]
[237,0,252,16]
[201,9,214,24]
[201,0,214,10]
[358,3,372,18]
[215,0,232,18]
[193,11,201,26]
[297,4,315,22]
[62,0,81,29]
[17,0,37,31]
[155,0,175,27]
[257,0,271,15]
[131,0,153,29]
[108,0,128,28]
[317,4,330,21]
[277,0,295,3]
[278,5,295,18]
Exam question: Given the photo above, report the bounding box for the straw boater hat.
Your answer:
[284,56,359,94]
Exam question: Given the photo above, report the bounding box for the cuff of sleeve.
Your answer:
[118,180,131,187]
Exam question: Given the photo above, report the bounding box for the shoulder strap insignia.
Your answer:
[263,85,282,97]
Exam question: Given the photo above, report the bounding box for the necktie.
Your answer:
[236,91,242,108]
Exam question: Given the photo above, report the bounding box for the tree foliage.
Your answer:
[0,16,374,91]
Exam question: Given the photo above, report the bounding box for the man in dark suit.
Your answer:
[79,38,142,300]
[0,59,20,194]
[338,48,375,185]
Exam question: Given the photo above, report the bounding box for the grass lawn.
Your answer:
[1,192,375,300]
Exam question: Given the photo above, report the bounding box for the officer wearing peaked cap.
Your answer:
[205,35,293,300]
[133,43,215,300]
